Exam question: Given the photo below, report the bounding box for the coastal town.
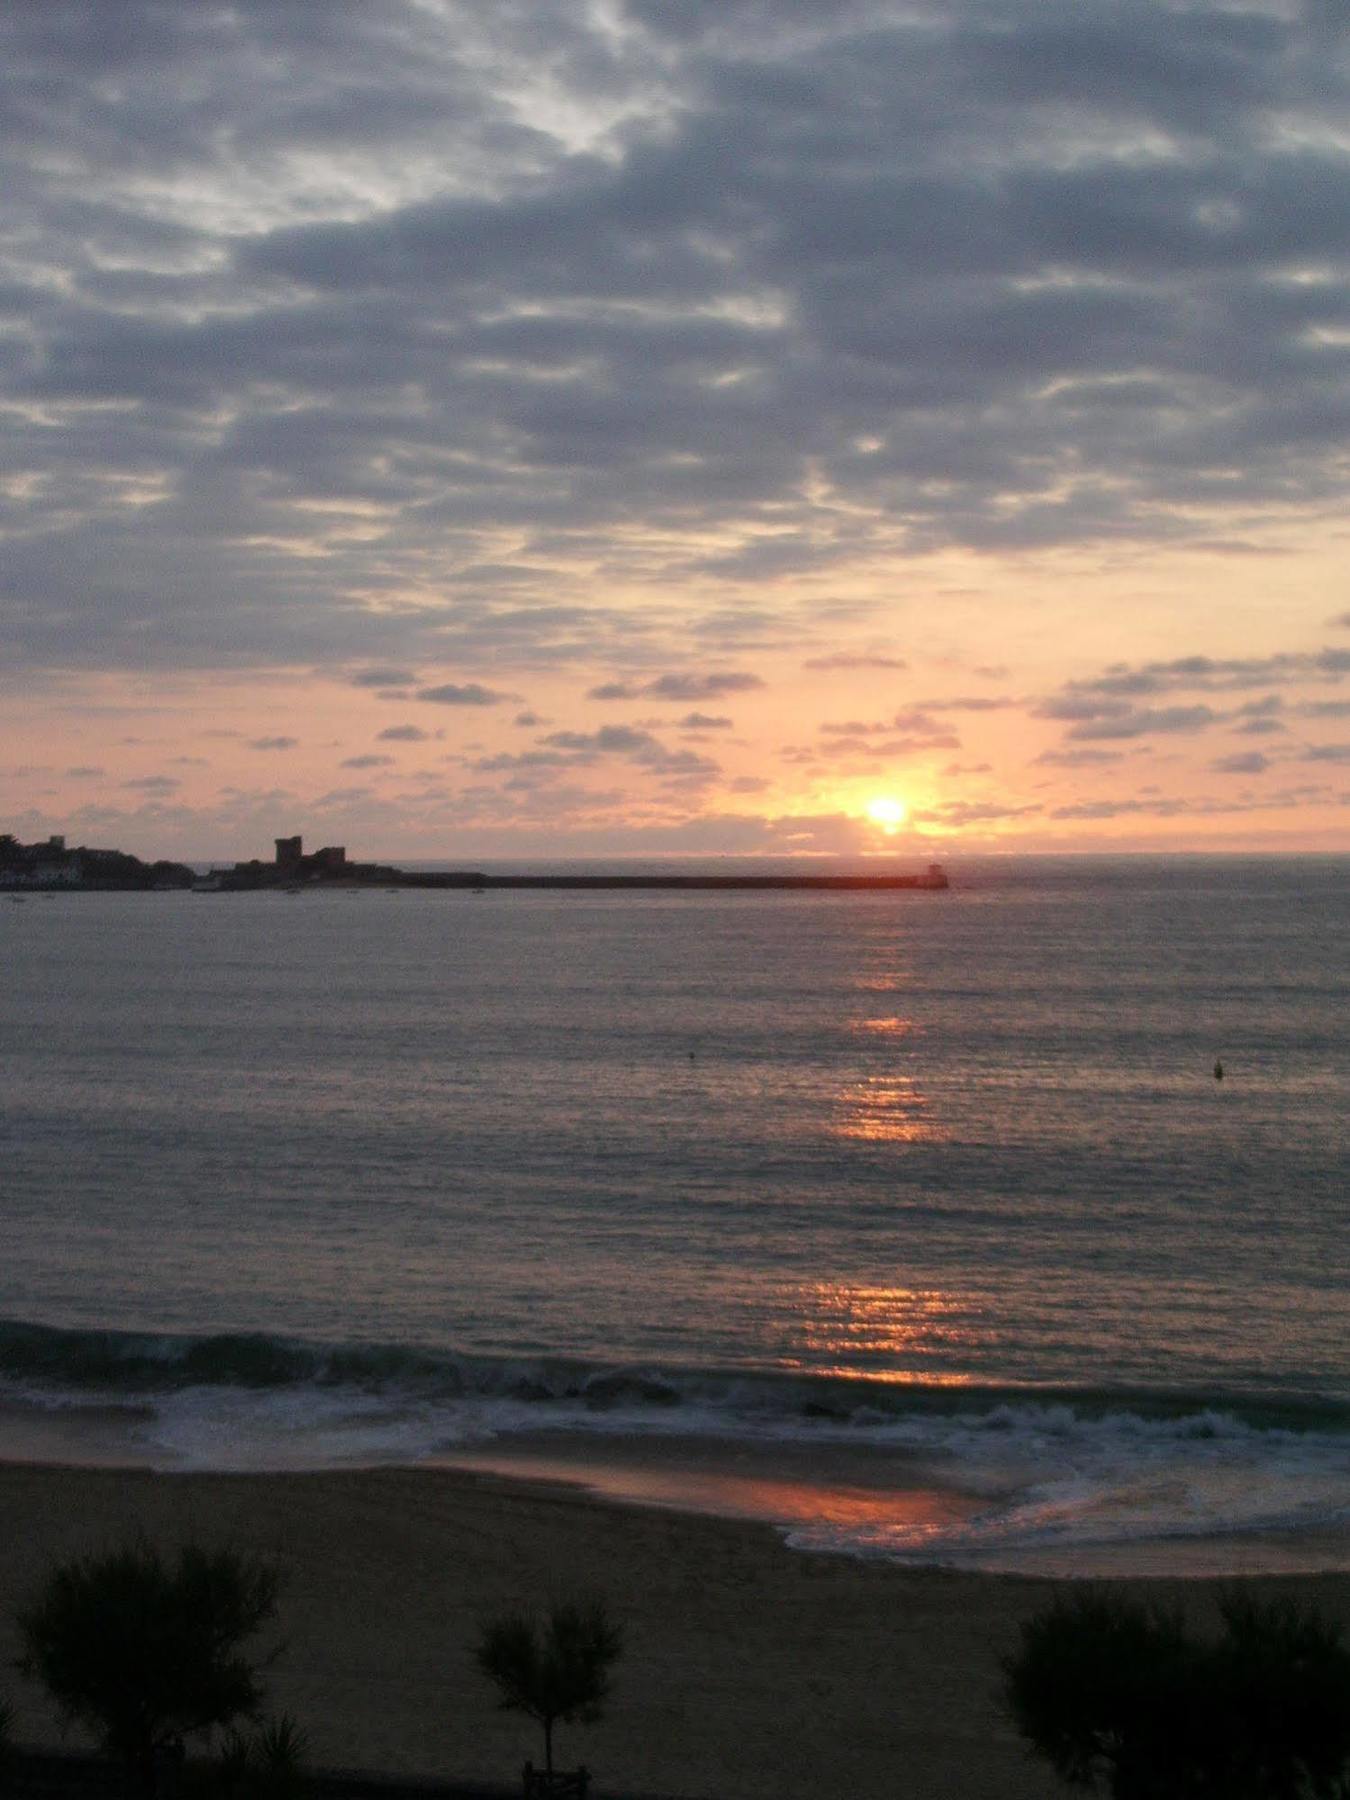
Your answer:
[0,833,193,891]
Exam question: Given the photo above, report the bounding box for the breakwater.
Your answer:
[402,867,948,892]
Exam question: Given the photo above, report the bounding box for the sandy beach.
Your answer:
[1,1462,1347,1800]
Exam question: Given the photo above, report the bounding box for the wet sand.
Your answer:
[1,1461,1347,1800]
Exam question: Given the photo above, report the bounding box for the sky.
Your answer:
[2,0,1349,861]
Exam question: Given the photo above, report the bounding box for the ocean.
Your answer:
[2,854,1346,1575]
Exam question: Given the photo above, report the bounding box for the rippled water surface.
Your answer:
[2,855,1346,1569]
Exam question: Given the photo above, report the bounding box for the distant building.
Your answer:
[0,833,80,886]
[271,835,346,878]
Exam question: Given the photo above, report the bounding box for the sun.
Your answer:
[865,796,908,834]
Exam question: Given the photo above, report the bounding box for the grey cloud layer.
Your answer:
[1033,638,1350,759]
[2,0,1348,671]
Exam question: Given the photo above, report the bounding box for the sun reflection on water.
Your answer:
[834,1072,943,1142]
[783,1282,982,1385]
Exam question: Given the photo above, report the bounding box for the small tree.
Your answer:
[475,1601,622,1776]
[17,1539,282,1793]
[1005,1589,1350,1800]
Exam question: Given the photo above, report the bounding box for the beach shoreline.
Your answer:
[2,1461,1348,1800]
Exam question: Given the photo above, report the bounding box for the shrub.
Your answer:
[220,1712,309,1799]
[475,1600,622,1775]
[1005,1588,1350,1800]
[17,1539,282,1792]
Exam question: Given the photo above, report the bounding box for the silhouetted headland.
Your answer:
[4,831,947,894]
[0,834,192,891]
[200,836,950,892]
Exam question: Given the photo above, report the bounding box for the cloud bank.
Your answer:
[1,0,1347,681]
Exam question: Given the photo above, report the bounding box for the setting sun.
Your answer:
[865,796,908,833]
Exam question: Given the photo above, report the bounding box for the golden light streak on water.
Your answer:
[781,1282,984,1383]
[833,1072,943,1141]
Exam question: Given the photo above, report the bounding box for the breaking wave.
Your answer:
[2,1317,1346,1571]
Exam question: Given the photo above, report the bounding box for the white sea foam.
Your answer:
[6,1368,1345,1572]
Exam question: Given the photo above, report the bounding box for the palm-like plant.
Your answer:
[475,1601,622,1776]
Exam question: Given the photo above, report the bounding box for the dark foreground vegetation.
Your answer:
[1005,1589,1350,1800]
[7,1541,621,1800]
[6,1534,1350,1799]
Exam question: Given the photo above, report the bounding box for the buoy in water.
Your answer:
[1214,1059,1224,1080]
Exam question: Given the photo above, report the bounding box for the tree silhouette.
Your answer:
[1005,1589,1350,1800]
[17,1540,282,1793]
[475,1601,622,1776]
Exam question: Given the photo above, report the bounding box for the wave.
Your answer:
[1,1315,1346,1427]
[2,1318,1346,1570]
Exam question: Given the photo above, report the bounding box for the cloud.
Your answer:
[470,750,572,773]
[646,672,764,701]
[249,736,299,751]
[1034,746,1124,767]
[820,708,954,741]
[919,696,1016,713]
[340,754,394,769]
[1061,650,1350,701]
[589,671,764,703]
[1036,644,1350,767]
[536,723,721,783]
[351,668,417,688]
[313,787,373,807]
[377,725,429,741]
[4,0,1350,682]
[802,653,908,671]
[914,799,1040,827]
[122,775,180,792]
[1302,743,1350,763]
[542,726,655,755]
[416,683,509,706]
[678,713,733,730]
[814,706,964,760]
[587,682,641,701]
[1067,705,1220,742]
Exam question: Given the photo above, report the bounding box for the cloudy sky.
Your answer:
[3,0,1348,859]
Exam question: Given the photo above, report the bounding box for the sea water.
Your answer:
[1,855,1346,1574]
